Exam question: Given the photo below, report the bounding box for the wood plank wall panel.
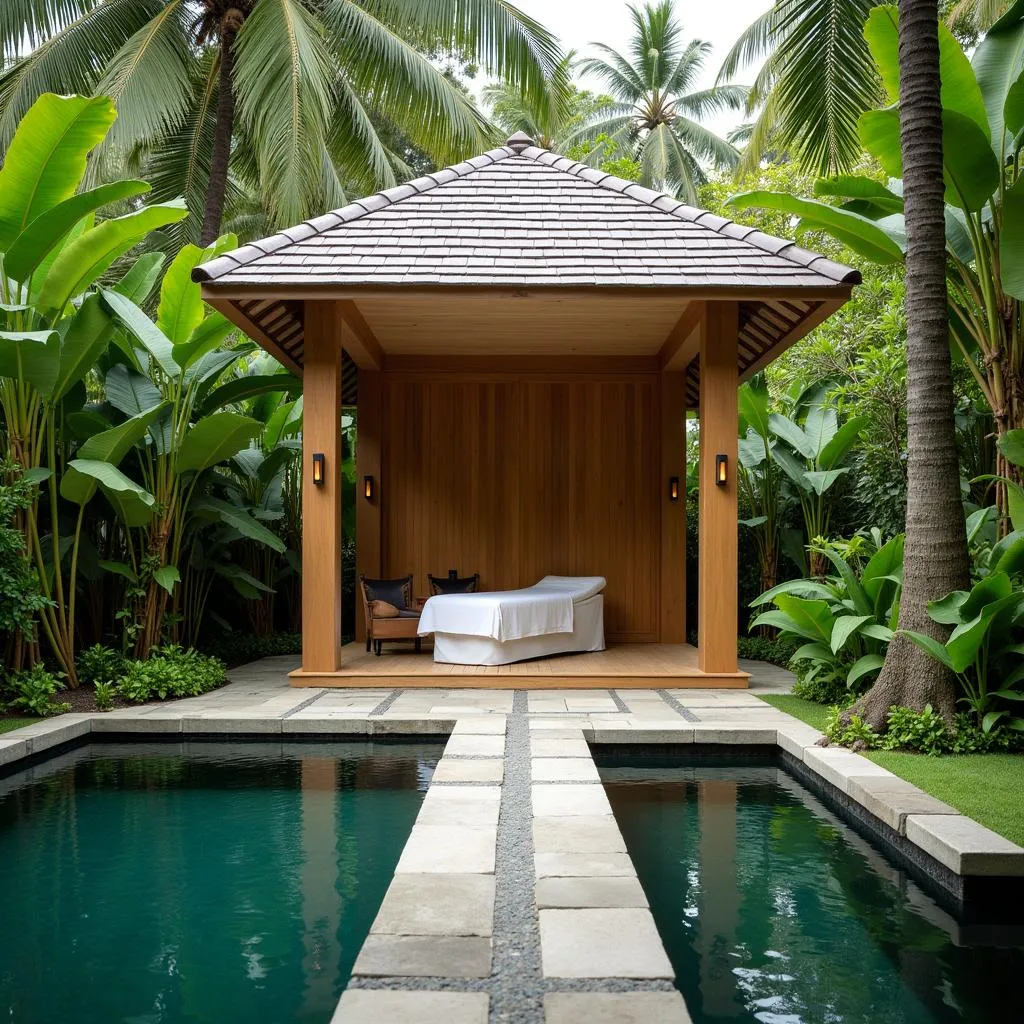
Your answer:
[383,380,521,597]
[382,374,660,641]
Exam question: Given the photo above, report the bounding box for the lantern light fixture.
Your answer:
[364,475,375,500]
[668,476,680,502]
[311,453,325,486]
[715,454,728,487]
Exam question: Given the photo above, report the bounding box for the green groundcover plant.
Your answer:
[1,664,70,717]
[115,645,226,703]
[750,531,904,700]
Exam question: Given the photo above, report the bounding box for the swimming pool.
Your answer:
[0,739,441,1024]
[598,755,1024,1024]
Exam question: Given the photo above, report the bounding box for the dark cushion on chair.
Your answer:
[428,573,480,595]
[362,575,413,610]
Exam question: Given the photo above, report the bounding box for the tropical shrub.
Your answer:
[766,388,867,576]
[202,631,303,666]
[750,532,904,697]
[900,572,1024,732]
[0,93,188,683]
[826,704,1022,755]
[0,460,50,659]
[736,634,801,667]
[116,646,226,703]
[92,681,116,712]
[1,664,70,717]
[76,644,128,687]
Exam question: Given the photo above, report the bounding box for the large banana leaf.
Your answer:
[200,374,302,417]
[66,459,154,508]
[104,363,163,418]
[727,190,904,263]
[51,295,115,403]
[859,106,999,213]
[0,329,59,394]
[176,412,262,474]
[864,5,989,137]
[1001,173,1024,299]
[0,94,117,252]
[101,288,180,377]
[113,253,167,305]
[190,496,287,552]
[173,312,236,371]
[767,412,815,460]
[819,415,869,469]
[60,404,168,505]
[37,201,188,317]
[972,5,1024,151]
[157,234,236,347]
[4,180,151,284]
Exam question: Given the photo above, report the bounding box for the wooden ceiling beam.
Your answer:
[659,300,704,371]
[339,299,384,369]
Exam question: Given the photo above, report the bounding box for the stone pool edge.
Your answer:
[2,709,1024,1024]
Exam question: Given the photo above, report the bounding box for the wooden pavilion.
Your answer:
[194,132,859,688]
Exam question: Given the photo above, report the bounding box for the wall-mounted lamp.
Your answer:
[668,476,680,502]
[715,454,728,487]
[311,453,325,487]
[364,475,375,501]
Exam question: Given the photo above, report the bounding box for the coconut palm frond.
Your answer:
[0,0,162,144]
[323,0,490,169]
[233,0,335,226]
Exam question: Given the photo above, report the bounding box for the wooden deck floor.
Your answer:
[289,643,750,688]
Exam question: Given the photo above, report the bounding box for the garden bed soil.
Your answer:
[2,677,234,722]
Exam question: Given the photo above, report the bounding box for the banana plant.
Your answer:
[0,94,187,683]
[767,395,867,576]
[751,532,904,692]
[726,4,1024,528]
[737,375,785,598]
[99,239,290,656]
[901,572,1024,732]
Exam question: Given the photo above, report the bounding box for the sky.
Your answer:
[490,0,773,139]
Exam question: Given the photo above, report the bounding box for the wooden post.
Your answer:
[301,301,344,673]
[698,302,739,674]
[355,369,382,642]
[660,371,687,643]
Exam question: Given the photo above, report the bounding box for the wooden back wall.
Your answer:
[379,371,664,642]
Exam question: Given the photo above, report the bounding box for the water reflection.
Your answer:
[600,763,1024,1024]
[0,740,440,1024]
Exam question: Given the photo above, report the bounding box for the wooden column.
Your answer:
[660,371,687,643]
[301,301,344,673]
[355,369,382,642]
[698,302,739,674]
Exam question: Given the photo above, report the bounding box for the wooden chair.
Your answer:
[359,575,427,656]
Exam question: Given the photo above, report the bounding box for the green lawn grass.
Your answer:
[0,718,35,735]
[866,752,1024,847]
[758,694,1024,847]
[759,694,831,732]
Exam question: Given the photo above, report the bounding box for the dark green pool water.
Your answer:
[0,740,440,1024]
[599,758,1024,1024]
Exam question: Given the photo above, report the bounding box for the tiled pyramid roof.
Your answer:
[195,135,858,290]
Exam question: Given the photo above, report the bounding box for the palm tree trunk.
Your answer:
[848,0,969,730]
[200,22,239,246]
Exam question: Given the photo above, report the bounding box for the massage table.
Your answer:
[417,575,606,666]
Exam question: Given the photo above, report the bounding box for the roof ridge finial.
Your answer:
[506,131,535,153]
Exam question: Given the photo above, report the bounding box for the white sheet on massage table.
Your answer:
[418,575,606,642]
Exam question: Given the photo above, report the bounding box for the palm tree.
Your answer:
[1,0,565,245]
[568,1,747,203]
[719,0,1012,176]
[847,0,970,730]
